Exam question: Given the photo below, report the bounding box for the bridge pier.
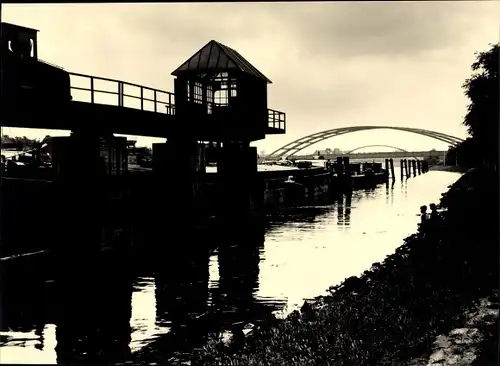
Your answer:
[152,140,206,228]
[217,143,259,222]
[50,133,129,257]
[51,133,104,258]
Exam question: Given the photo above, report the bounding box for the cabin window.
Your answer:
[193,82,203,104]
[206,85,213,114]
[186,80,191,102]
[214,89,228,106]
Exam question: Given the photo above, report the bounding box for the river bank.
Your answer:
[429,165,469,173]
[191,167,498,365]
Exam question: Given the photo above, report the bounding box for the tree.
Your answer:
[449,43,499,168]
[461,43,499,163]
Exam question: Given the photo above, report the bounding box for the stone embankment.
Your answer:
[191,168,498,365]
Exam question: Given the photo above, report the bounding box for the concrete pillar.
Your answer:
[152,139,205,225]
[51,133,104,258]
[217,143,258,220]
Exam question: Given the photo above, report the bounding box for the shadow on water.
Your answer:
[0,214,306,364]
[1,171,460,363]
[134,220,284,363]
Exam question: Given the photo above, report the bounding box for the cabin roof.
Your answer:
[1,22,39,33]
[171,40,272,84]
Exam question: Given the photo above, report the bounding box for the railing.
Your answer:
[68,72,175,115]
[38,58,65,70]
[268,108,286,132]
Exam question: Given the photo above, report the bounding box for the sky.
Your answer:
[2,2,499,155]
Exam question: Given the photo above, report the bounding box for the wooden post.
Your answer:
[389,159,395,181]
[400,159,404,179]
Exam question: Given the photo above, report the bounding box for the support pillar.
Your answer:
[152,139,205,227]
[217,143,258,222]
[51,133,104,258]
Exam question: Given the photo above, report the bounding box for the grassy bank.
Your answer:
[192,168,498,365]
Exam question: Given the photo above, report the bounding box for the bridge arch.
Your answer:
[267,126,464,159]
[345,144,408,154]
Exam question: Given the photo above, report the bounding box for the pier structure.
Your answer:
[1,22,288,252]
[152,40,283,223]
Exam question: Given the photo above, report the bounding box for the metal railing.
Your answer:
[38,58,65,70]
[268,108,286,132]
[68,72,175,115]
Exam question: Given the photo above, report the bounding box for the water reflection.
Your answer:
[153,243,209,352]
[212,223,276,326]
[1,171,463,363]
[345,193,352,226]
[54,257,133,364]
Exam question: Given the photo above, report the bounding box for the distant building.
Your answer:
[312,148,343,156]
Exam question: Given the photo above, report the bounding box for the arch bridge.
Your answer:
[267,126,464,160]
[345,144,408,154]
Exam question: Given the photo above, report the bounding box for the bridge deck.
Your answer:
[3,72,286,138]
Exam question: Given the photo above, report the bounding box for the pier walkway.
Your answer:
[4,71,286,139]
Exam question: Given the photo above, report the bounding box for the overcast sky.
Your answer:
[2,3,499,154]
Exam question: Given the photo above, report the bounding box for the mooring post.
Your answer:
[400,159,404,179]
[422,160,428,173]
[343,156,352,193]
[335,157,343,177]
[417,160,421,175]
[404,159,409,178]
[384,159,389,178]
[412,160,417,177]
[389,159,395,181]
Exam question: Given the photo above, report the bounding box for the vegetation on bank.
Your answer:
[189,42,499,366]
[447,43,499,169]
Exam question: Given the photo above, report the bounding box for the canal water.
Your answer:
[0,170,462,363]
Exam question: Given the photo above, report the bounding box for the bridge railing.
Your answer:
[268,108,286,132]
[69,72,176,115]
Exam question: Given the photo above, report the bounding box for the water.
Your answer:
[0,170,462,363]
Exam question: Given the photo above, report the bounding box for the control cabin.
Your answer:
[172,40,284,143]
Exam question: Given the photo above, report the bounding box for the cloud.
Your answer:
[2,2,499,152]
[266,2,500,59]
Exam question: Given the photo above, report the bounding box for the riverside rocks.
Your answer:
[192,168,498,365]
